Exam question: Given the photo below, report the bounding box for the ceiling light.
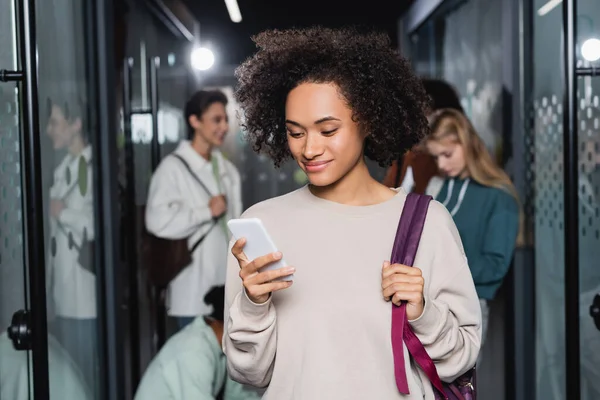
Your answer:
[224,0,242,23]
[581,38,600,62]
[537,0,562,16]
[190,47,215,71]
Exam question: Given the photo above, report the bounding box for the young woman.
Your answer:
[424,108,520,341]
[223,27,481,399]
[382,78,465,195]
[146,90,242,330]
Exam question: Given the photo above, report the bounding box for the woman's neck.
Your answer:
[191,134,213,160]
[68,135,86,156]
[309,159,395,206]
[206,318,224,347]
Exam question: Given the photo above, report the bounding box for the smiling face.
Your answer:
[285,82,367,187]
[189,101,229,147]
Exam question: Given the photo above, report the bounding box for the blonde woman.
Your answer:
[424,108,520,342]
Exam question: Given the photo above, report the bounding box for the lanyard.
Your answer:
[211,156,222,192]
[210,155,229,239]
[442,178,470,216]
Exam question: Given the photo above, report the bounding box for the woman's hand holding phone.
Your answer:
[231,237,295,304]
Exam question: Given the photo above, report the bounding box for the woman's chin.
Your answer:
[306,173,337,187]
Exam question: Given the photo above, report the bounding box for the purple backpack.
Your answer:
[391,193,476,400]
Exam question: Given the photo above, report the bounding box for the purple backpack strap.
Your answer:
[391,193,447,398]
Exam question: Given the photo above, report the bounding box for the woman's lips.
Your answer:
[303,160,332,173]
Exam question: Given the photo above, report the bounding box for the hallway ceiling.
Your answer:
[184,0,415,65]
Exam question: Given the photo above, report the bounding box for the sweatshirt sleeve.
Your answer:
[409,201,482,382]
[145,158,214,239]
[222,240,277,388]
[469,192,519,285]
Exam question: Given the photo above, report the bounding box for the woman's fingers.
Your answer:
[381,262,425,309]
[245,280,294,302]
[382,263,422,279]
[381,273,424,290]
[235,248,295,304]
[240,251,284,278]
[382,283,422,300]
[241,266,295,285]
[231,238,249,268]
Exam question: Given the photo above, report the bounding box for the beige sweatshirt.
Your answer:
[223,186,481,399]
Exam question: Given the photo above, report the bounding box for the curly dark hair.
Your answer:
[234,26,430,168]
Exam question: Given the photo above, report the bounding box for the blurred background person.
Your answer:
[383,78,464,196]
[423,108,520,344]
[134,285,263,400]
[145,90,242,331]
[45,95,97,393]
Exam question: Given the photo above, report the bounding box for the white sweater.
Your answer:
[223,186,481,399]
[146,141,242,316]
[48,146,96,319]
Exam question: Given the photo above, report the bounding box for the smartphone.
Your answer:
[227,218,294,281]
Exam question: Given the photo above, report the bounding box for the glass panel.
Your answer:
[409,20,440,77]
[35,0,98,398]
[0,0,31,398]
[577,1,600,398]
[130,52,155,208]
[441,0,505,158]
[530,1,565,400]
[157,48,188,157]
